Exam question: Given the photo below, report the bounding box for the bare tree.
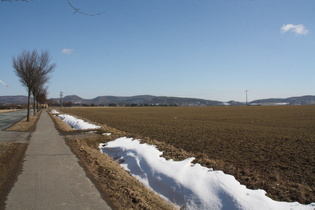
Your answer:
[31,51,55,114]
[12,49,55,121]
[32,83,44,114]
[13,50,37,121]
[37,86,48,104]
[34,85,48,111]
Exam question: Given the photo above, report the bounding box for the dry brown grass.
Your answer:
[48,113,74,133]
[0,142,28,210]
[61,105,315,204]
[0,110,16,113]
[6,111,42,132]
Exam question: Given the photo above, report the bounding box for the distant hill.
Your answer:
[0,95,28,104]
[1,95,315,106]
[57,95,223,106]
[250,95,315,105]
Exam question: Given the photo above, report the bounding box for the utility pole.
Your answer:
[60,91,63,108]
[245,90,248,106]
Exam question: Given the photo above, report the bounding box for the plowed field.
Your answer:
[60,105,315,204]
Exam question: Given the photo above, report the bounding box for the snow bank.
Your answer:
[57,114,101,130]
[51,109,59,114]
[99,137,315,210]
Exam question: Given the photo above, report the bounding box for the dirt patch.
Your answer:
[0,142,28,210]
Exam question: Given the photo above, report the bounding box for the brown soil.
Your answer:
[60,106,315,204]
[0,142,28,210]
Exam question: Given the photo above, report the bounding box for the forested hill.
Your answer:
[250,95,315,105]
[1,95,314,106]
[56,95,222,106]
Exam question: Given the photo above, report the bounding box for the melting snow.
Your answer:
[51,109,59,114]
[99,137,315,210]
[56,114,101,130]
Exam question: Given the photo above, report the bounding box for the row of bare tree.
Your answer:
[12,50,56,121]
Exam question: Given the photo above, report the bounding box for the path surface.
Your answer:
[6,111,111,210]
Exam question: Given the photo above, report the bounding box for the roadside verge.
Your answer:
[48,110,176,209]
[0,111,42,210]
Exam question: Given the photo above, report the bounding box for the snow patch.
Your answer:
[57,114,101,130]
[99,137,315,210]
[51,109,59,114]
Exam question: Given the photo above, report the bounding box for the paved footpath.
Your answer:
[6,111,111,210]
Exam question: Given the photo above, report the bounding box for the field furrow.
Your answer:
[61,105,315,204]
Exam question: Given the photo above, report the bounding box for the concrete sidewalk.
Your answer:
[6,111,111,210]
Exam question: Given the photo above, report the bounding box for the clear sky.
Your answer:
[1,0,314,102]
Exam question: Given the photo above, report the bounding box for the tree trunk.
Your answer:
[27,89,31,121]
[33,95,36,115]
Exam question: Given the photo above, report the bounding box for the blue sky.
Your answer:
[1,0,314,102]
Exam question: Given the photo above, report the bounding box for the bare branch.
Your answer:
[66,0,104,16]
[2,0,104,16]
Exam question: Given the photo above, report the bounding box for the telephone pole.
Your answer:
[60,91,63,108]
[245,90,248,106]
